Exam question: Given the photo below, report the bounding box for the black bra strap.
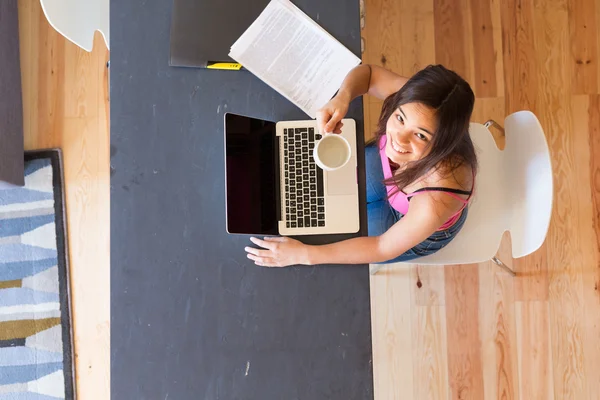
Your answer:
[410,187,473,196]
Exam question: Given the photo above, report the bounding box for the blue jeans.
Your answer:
[365,143,468,264]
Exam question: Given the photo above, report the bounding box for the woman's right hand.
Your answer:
[316,93,350,134]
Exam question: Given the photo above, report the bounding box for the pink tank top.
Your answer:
[378,136,473,231]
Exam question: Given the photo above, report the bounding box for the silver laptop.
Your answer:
[224,112,360,236]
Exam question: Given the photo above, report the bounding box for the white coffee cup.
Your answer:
[313,133,351,171]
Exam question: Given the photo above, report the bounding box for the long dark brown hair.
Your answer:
[375,64,477,191]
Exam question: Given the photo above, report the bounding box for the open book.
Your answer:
[229,0,361,119]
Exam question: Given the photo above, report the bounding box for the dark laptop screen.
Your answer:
[225,113,279,235]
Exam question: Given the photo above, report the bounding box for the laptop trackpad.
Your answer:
[326,165,355,195]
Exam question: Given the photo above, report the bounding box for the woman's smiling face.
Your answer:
[384,102,438,165]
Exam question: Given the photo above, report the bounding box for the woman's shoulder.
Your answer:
[423,161,474,192]
[405,161,472,221]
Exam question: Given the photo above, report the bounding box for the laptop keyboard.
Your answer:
[283,127,326,228]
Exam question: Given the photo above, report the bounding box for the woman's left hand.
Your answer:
[245,236,311,267]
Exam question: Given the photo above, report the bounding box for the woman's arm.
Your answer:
[336,64,409,103]
[307,195,446,264]
[317,65,409,133]
[245,191,464,266]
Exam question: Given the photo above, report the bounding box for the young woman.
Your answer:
[245,64,477,267]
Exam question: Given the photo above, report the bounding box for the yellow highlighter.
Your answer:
[206,62,243,70]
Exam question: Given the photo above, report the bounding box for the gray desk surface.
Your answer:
[110,1,372,398]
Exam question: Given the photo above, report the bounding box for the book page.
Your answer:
[229,0,361,119]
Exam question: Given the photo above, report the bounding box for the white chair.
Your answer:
[371,111,553,276]
[40,0,109,51]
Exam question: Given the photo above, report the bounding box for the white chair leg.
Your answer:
[484,118,506,151]
[491,257,516,276]
[370,264,384,275]
[484,119,505,133]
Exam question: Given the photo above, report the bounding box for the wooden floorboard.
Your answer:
[370,266,415,399]
[569,0,599,94]
[445,264,484,400]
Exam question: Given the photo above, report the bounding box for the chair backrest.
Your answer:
[402,110,553,265]
[40,0,109,51]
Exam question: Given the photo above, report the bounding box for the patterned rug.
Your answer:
[0,150,74,399]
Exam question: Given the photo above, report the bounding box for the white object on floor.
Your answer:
[371,111,553,274]
[40,0,109,51]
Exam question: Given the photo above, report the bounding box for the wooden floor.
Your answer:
[18,0,110,398]
[18,0,600,398]
[363,0,600,399]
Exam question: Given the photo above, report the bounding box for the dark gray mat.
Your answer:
[111,0,372,398]
[0,0,25,187]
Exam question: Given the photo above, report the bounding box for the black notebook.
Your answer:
[169,0,269,68]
